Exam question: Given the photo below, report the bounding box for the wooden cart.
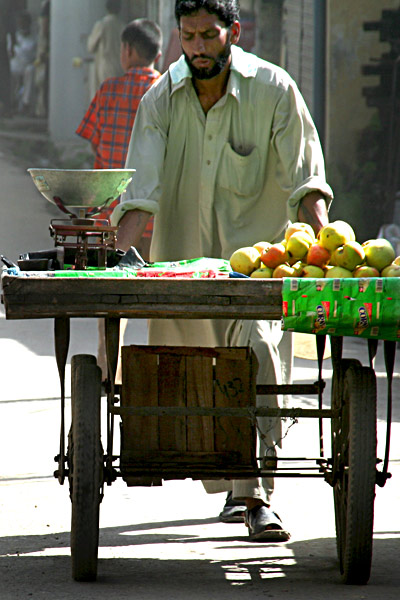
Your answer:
[1,272,394,585]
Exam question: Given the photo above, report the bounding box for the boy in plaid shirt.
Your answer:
[76,18,162,257]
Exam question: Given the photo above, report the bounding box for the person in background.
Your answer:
[34,0,50,118]
[9,10,37,114]
[0,0,16,117]
[87,0,124,98]
[76,18,162,381]
[112,0,333,542]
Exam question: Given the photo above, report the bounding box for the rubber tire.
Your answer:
[69,354,103,582]
[331,359,377,585]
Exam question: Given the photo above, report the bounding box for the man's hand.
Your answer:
[298,191,329,236]
[115,209,151,252]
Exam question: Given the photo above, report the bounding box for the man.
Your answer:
[76,18,162,378]
[87,0,124,98]
[112,0,333,542]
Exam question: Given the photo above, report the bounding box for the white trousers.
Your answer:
[202,320,293,504]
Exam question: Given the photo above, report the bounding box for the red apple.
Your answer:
[306,243,331,267]
[261,243,288,269]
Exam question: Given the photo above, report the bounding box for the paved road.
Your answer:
[1,137,400,598]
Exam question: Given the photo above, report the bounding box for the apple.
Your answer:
[229,246,261,275]
[253,241,272,254]
[291,260,305,276]
[250,266,273,278]
[285,222,315,242]
[318,220,355,251]
[394,256,400,266]
[324,265,353,278]
[331,220,356,241]
[306,243,331,267]
[328,253,338,266]
[286,231,313,260]
[302,264,325,278]
[261,243,288,268]
[332,240,365,271]
[352,265,380,278]
[363,238,395,271]
[381,263,400,277]
[272,263,297,278]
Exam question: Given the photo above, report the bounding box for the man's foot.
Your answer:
[219,491,246,523]
[245,505,291,542]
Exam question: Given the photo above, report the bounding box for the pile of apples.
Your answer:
[229,220,400,278]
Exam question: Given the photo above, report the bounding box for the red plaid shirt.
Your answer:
[76,67,160,225]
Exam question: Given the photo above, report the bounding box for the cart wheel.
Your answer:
[331,359,377,585]
[69,354,103,582]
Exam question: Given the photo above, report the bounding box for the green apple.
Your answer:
[250,266,273,278]
[352,265,380,278]
[332,241,365,271]
[324,265,353,278]
[272,263,297,278]
[302,264,325,278]
[290,260,305,276]
[230,247,261,275]
[287,231,313,260]
[331,220,356,241]
[363,238,395,271]
[318,220,355,251]
[381,263,400,277]
[285,222,315,242]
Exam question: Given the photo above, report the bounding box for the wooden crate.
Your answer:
[119,345,258,484]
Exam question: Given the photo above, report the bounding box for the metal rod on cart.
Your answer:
[316,335,326,458]
[54,317,70,484]
[111,406,336,418]
[379,340,396,486]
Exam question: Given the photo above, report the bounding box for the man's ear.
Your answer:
[230,20,241,45]
[155,50,162,64]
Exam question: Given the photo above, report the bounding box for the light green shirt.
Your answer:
[112,45,333,262]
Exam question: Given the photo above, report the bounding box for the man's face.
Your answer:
[179,9,240,80]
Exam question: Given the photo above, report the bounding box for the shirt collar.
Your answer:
[169,45,258,98]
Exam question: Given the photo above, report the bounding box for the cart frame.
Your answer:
[1,272,395,584]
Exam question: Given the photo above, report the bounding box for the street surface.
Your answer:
[1,136,400,598]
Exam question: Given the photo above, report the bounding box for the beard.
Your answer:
[183,39,231,80]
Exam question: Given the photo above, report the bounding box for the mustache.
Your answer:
[191,54,214,61]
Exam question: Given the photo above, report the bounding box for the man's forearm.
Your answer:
[298,191,329,235]
[115,209,151,252]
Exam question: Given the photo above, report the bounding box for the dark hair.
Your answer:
[106,0,121,15]
[175,0,240,27]
[121,19,163,64]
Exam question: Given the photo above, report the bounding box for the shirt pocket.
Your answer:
[216,142,262,225]
[217,142,261,197]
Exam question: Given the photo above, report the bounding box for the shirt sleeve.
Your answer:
[271,80,334,222]
[87,20,103,53]
[75,91,101,148]
[110,89,169,226]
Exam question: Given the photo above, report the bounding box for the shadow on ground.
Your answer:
[0,518,399,599]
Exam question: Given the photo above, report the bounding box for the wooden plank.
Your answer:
[1,274,284,320]
[120,347,159,452]
[1,273,283,297]
[158,353,187,452]
[214,349,257,466]
[186,355,215,452]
